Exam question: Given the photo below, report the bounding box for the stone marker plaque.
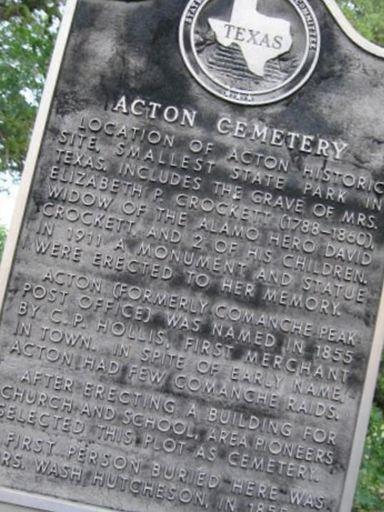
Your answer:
[1,1,384,511]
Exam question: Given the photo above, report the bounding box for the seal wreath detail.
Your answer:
[179,0,321,105]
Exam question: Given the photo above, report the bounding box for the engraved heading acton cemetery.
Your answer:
[112,96,349,161]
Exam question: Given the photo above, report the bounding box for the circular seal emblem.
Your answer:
[179,0,321,105]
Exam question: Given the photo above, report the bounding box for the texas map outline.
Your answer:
[208,0,293,77]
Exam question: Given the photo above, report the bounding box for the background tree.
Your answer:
[0,226,5,258]
[337,0,384,46]
[0,0,61,175]
[0,0,384,510]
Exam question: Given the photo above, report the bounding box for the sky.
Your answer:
[0,178,19,229]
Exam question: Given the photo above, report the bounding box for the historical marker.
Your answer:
[0,1,384,511]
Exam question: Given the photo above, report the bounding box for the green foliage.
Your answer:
[355,359,384,510]
[0,0,58,20]
[354,406,384,511]
[0,1,61,174]
[0,225,6,261]
[337,0,384,46]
